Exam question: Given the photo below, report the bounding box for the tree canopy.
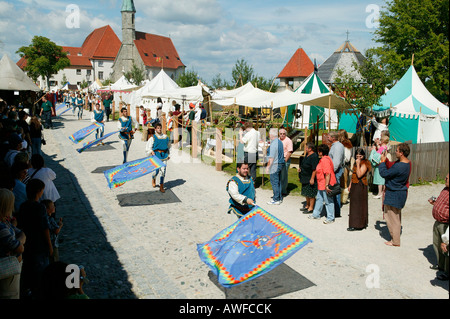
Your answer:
[16,36,71,90]
[368,0,449,103]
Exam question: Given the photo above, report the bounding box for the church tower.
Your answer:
[120,0,136,74]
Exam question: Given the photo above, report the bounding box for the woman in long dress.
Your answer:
[348,148,371,231]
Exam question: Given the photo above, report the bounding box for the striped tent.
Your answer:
[284,69,338,129]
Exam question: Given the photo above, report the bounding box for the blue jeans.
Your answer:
[312,190,335,221]
[31,137,42,155]
[280,158,291,194]
[270,163,284,202]
[333,167,343,216]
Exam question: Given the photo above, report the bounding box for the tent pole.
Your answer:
[328,94,331,132]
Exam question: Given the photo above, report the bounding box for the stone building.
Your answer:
[277,48,315,91]
[111,0,185,82]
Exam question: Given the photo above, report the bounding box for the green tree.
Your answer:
[333,51,391,121]
[124,62,145,86]
[369,0,449,102]
[16,36,71,90]
[231,58,254,87]
[211,73,231,90]
[176,69,200,87]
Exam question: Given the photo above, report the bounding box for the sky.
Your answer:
[0,0,387,84]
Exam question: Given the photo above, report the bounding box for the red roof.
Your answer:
[277,48,314,78]
[134,31,185,69]
[80,25,121,60]
[17,25,120,70]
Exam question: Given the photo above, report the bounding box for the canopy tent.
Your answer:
[85,79,103,92]
[61,82,79,91]
[284,71,339,129]
[0,54,40,92]
[340,65,449,144]
[211,83,350,116]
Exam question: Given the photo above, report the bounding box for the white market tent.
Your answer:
[0,54,40,92]
[211,82,349,111]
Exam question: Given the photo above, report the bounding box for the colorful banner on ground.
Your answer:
[76,130,120,153]
[69,122,103,143]
[197,206,312,288]
[104,156,166,189]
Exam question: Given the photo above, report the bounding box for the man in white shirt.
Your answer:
[240,122,261,185]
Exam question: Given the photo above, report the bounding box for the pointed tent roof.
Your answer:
[295,67,331,95]
[374,65,449,118]
[0,54,40,91]
[278,48,314,79]
[317,40,366,84]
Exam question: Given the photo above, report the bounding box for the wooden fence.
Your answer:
[353,142,449,185]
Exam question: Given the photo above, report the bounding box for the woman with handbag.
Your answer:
[0,189,26,299]
[347,149,371,231]
[308,144,337,224]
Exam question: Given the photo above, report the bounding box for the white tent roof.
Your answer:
[213,82,255,100]
[110,75,138,92]
[212,85,349,111]
[0,54,40,92]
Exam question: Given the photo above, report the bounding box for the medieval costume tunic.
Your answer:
[118,116,135,164]
[91,108,105,139]
[348,159,371,230]
[226,175,255,218]
[145,132,171,186]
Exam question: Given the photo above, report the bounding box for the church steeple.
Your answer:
[121,0,136,12]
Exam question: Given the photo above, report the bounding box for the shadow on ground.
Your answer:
[207,263,315,299]
[43,152,137,299]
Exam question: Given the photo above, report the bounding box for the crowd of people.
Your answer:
[1,92,448,300]
[0,97,89,299]
[228,119,448,282]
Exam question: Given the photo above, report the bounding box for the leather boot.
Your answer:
[152,178,156,188]
[159,183,165,193]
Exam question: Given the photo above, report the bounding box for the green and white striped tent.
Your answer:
[283,70,339,129]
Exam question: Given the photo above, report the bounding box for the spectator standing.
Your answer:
[29,116,43,156]
[328,131,345,218]
[240,122,260,185]
[347,149,371,231]
[378,143,411,247]
[428,173,449,280]
[0,189,26,299]
[279,128,293,196]
[16,179,51,298]
[266,128,285,205]
[28,154,60,204]
[298,142,319,214]
[308,144,336,224]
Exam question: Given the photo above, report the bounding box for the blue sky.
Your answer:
[0,0,386,84]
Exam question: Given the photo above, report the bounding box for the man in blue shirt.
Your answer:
[328,131,345,217]
[266,128,285,205]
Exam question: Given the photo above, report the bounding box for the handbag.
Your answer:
[0,256,21,280]
[327,183,341,197]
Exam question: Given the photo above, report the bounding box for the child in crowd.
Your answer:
[41,199,63,263]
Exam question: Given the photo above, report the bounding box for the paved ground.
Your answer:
[42,107,448,299]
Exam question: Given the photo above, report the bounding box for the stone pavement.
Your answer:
[40,108,448,299]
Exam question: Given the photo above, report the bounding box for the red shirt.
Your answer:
[316,156,337,191]
[432,187,449,223]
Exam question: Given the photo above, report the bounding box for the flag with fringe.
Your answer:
[69,123,103,143]
[104,156,166,189]
[76,130,120,153]
[197,206,312,288]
